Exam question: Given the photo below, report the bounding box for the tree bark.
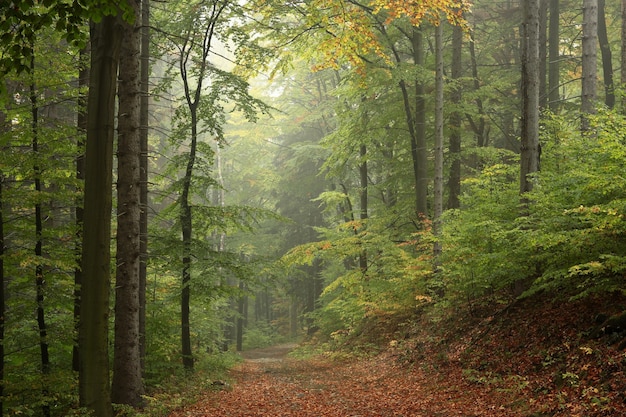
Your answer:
[30,53,50,417]
[520,0,541,195]
[0,121,6,417]
[622,0,626,111]
[73,45,89,374]
[581,0,598,131]
[433,22,444,258]
[79,14,124,417]
[539,0,549,109]
[597,0,614,108]
[358,144,367,273]
[139,0,150,375]
[413,28,428,219]
[447,23,462,210]
[548,0,560,112]
[112,0,145,406]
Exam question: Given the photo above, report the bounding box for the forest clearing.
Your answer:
[170,292,626,417]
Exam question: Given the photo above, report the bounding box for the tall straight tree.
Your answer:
[138,0,150,373]
[597,0,614,108]
[447,22,462,210]
[520,0,541,195]
[433,21,443,258]
[0,127,5,417]
[581,0,597,131]
[79,12,124,417]
[548,0,560,112]
[29,53,50,417]
[112,0,144,406]
[622,0,626,111]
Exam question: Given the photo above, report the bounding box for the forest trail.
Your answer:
[168,344,522,417]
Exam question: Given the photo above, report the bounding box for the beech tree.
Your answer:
[581,0,597,131]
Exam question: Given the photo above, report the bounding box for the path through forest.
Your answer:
[168,344,524,416]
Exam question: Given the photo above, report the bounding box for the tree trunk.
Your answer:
[180,107,197,370]
[236,280,245,352]
[73,45,88,374]
[622,0,626,111]
[447,23,462,210]
[138,0,150,375]
[0,133,6,417]
[597,0,614,108]
[520,0,541,195]
[548,0,560,112]
[358,144,367,273]
[433,22,444,258]
[79,14,124,417]
[112,0,144,406]
[30,54,50,417]
[467,30,489,150]
[413,28,428,219]
[539,0,549,109]
[581,0,598,131]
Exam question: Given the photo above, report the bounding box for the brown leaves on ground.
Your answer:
[170,292,626,417]
[169,350,520,416]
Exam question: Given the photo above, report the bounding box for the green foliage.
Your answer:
[441,110,626,302]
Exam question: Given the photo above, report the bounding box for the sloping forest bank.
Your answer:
[169,290,626,417]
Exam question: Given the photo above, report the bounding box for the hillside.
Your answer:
[169,291,626,416]
[378,291,626,416]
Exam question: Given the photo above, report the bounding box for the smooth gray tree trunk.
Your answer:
[581,0,597,131]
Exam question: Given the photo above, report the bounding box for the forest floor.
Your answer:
[169,292,626,417]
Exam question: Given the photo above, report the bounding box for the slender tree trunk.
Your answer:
[539,0,549,109]
[180,108,197,370]
[597,0,614,108]
[79,14,124,417]
[138,0,150,374]
[433,22,444,258]
[176,1,228,370]
[622,0,626,111]
[581,0,598,131]
[520,0,541,195]
[413,28,428,219]
[358,144,367,273]
[448,23,462,210]
[236,280,245,351]
[73,46,88,374]
[30,53,51,417]
[0,123,6,417]
[112,0,145,406]
[548,0,560,112]
[467,30,489,149]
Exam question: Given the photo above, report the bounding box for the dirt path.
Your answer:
[168,345,522,417]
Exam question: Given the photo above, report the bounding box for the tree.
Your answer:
[548,0,560,112]
[29,51,51,417]
[447,22,462,210]
[79,12,124,417]
[581,0,597,131]
[139,0,150,373]
[597,0,614,108]
[112,0,145,406]
[520,0,541,195]
[433,20,444,258]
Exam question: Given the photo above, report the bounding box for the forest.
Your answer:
[1,0,626,415]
